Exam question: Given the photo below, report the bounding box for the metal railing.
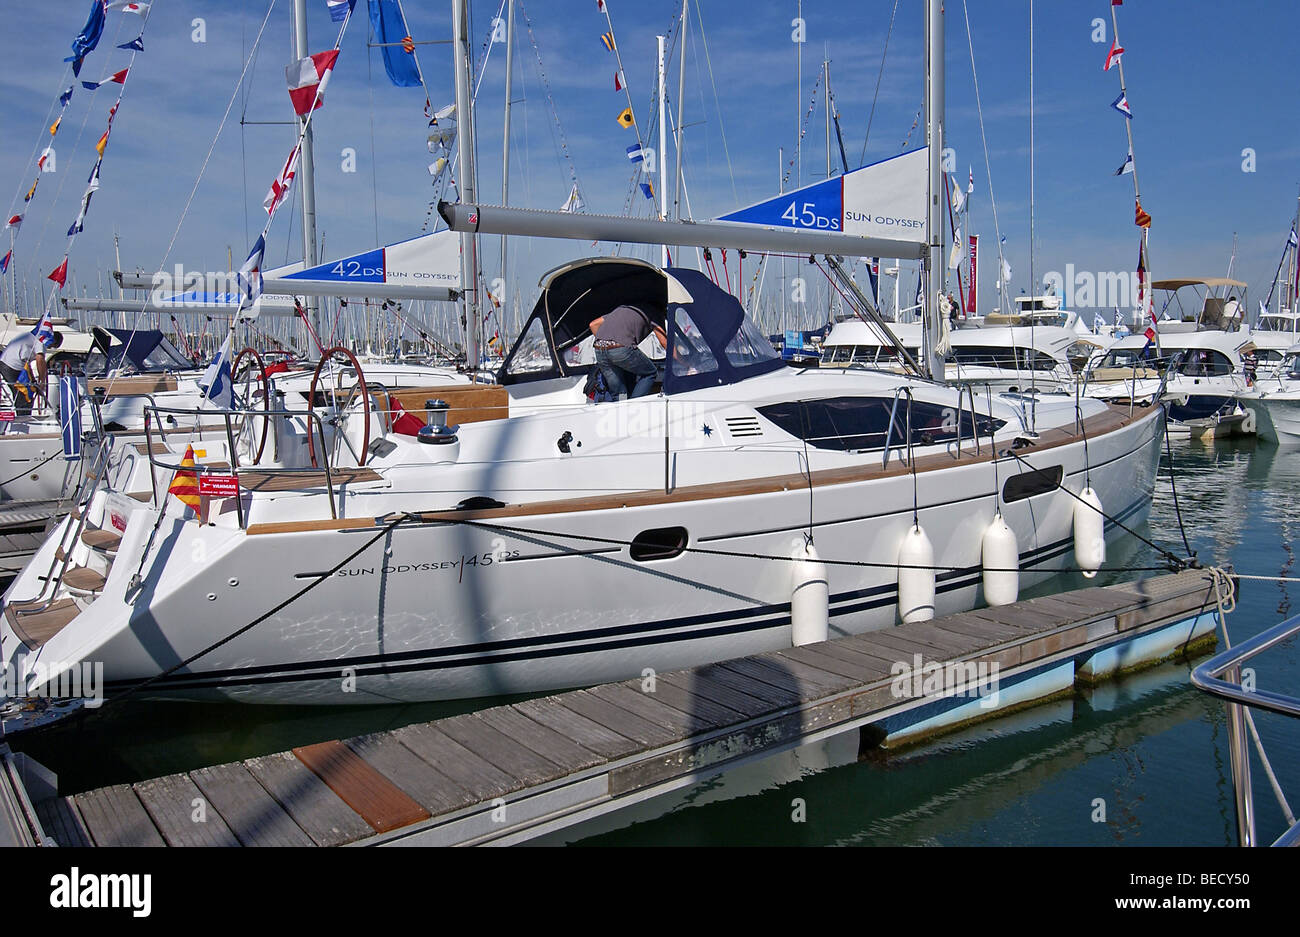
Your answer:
[1191,613,1300,847]
[143,402,338,528]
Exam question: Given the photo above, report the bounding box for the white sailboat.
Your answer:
[0,0,1166,729]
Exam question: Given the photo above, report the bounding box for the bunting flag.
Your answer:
[949,175,965,213]
[49,117,62,136]
[48,257,69,289]
[167,445,202,513]
[32,314,56,346]
[326,0,355,20]
[237,235,266,313]
[967,166,974,194]
[81,68,129,91]
[0,251,10,275]
[368,0,421,87]
[7,215,23,231]
[1103,39,1124,71]
[199,334,234,408]
[24,176,39,202]
[66,0,107,77]
[1135,200,1152,228]
[639,181,654,200]
[616,107,634,128]
[37,149,53,171]
[948,226,965,270]
[95,130,109,157]
[264,146,300,216]
[1111,93,1132,118]
[614,70,623,91]
[597,1,606,10]
[59,86,74,107]
[67,159,102,236]
[285,50,340,116]
[601,32,616,51]
[108,2,151,13]
[626,143,646,163]
[1289,225,1298,249]
[1114,152,1134,176]
[1136,239,1148,313]
[117,36,144,51]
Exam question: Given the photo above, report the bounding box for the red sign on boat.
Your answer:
[198,474,240,497]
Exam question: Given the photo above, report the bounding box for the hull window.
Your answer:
[1002,464,1063,502]
[630,526,689,561]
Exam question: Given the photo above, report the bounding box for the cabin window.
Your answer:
[630,526,689,561]
[505,318,554,377]
[757,397,1005,452]
[1179,350,1233,378]
[670,307,718,378]
[1002,464,1063,502]
[724,316,783,368]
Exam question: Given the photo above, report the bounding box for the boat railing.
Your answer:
[882,387,915,469]
[143,402,338,528]
[1190,612,1300,847]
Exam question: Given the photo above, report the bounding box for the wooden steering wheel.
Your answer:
[307,346,371,467]
[231,346,270,465]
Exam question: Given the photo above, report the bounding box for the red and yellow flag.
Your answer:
[168,445,201,513]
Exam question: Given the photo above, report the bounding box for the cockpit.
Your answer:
[497,258,784,396]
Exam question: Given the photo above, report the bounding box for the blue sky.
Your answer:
[2,0,1298,323]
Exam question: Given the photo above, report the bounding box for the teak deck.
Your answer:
[22,568,1222,847]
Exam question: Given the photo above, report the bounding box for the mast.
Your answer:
[657,34,668,266]
[922,0,945,381]
[499,0,515,326]
[673,0,687,221]
[453,0,480,369]
[292,0,322,345]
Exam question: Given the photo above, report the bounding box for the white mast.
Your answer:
[499,0,515,337]
[673,0,687,221]
[453,0,480,369]
[292,0,322,345]
[657,34,668,267]
[923,0,945,380]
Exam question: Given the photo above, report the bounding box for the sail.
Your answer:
[717,148,927,245]
[282,229,460,289]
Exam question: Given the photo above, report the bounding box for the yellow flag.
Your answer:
[616,107,634,129]
[49,117,61,136]
[168,445,202,513]
[95,132,108,157]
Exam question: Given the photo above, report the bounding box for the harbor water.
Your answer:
[7,434,1299,846]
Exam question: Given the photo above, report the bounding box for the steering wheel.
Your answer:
[231,346,270,466]
[307,346,371,467]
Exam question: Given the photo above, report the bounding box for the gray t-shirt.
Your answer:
[0,332,41,371]
[595,305,653,348]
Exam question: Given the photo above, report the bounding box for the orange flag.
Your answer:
[1135,200,1152,228]
[168,445,201,513]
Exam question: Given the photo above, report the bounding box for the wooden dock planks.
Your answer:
[43,568,1222,848]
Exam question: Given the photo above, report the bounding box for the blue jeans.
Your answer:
[596,345,658,399]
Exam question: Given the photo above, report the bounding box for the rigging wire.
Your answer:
[857,0,900,167]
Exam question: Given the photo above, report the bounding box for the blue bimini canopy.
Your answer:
[662,267,785,394]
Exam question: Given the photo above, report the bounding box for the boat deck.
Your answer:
[13,569,1223,847]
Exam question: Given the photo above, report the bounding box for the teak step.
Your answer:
[63,567,106,594]
[3,599,81,649]
[81,529,121,553]
[238,467,383,492]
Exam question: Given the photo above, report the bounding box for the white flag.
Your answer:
[948,226,965,270]
[559,183,585,213]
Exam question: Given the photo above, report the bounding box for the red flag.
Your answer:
[264,144,301,216]
[1135,200,1152,228]
[1104,39,1124,71]
[284,50,340,116]
[167,445,202,513]
[48,257,68,288]
[614,70,623,91]
[108,68,128,84]
[5,214,21,230]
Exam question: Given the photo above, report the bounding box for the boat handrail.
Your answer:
[1191,611,1300,847]
[882,386,915,470]
[142,402,338,526]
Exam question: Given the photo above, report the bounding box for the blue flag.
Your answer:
[200,335,234,409]
[31,314,56,346]
[117,36,144,51]
[66,0,107,77]
[368,0,421,87]
[237,235,266,315]
[327,0,356,22]
[59,86,74,107]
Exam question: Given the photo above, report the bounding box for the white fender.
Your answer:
[897,524,935,623]
[791,542,829,646]
[1074,487,1105,579]
[981,512,1020,606]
